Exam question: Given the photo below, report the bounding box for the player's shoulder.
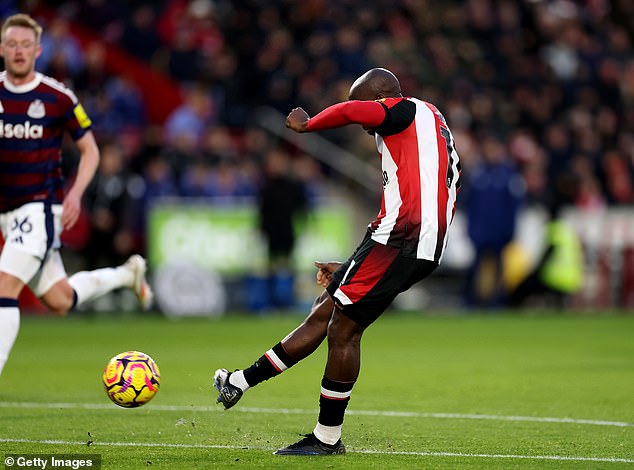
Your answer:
[414,99,450,125]
[38,73,79,104]
[376,97,405,108]
[373,97,418,136]
[377,96,426,112]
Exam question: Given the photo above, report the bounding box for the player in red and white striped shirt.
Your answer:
[213,68,461,455]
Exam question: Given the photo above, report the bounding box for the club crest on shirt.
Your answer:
[27,99,46,119]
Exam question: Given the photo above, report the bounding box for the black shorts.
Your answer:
[326,231,438,327]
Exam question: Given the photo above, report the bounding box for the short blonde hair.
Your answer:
[1,13,43,43]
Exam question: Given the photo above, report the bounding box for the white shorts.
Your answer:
[0,202,67,296]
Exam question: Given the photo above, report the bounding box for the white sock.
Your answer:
[313,423,342,445]
[228,370,250,392]
[69,267,134,306]
[0,299,20,376]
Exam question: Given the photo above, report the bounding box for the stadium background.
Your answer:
[2,0,634,315]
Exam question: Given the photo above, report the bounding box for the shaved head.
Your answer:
[348,68,402,101]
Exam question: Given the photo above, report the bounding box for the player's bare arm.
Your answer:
[62,130,100,230]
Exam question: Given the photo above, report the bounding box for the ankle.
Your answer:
[313,423,342,445]
[228,370,250,392]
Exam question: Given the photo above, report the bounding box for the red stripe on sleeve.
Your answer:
[307,100,386,131]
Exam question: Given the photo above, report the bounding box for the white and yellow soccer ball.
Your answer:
[103,351,160,408]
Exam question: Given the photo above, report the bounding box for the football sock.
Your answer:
[68,266,134,306]
[313,423,343,446]
[314,377,354,445]
[242,342,297,387]
[0,298,20,376]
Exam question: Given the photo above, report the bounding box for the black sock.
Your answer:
[243,342,297,387]
[318,377,354,427]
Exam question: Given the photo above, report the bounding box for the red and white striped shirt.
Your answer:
[307,96,461,262]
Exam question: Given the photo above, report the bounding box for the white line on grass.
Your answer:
[0,401,630,427]
[0,438,632,464]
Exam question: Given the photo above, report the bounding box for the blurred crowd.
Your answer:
[2,0,633,276]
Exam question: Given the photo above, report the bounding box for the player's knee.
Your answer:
[0,271,25,298]
[45,299,71,316]
[40,282,75,316]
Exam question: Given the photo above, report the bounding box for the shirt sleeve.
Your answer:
[63,100,92,141]
[373,99,417,136]
[306,100,387,131]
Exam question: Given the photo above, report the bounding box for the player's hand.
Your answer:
[286,107,310,133]
[61,191,81,230]
[314,261,342,288]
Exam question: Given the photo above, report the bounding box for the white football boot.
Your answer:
[124,255,154,310]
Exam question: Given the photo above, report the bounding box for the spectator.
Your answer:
[119,4,162,63]
[207,159,256,200]
[201,126,236,166]
[164,84,215,149]
[102,76,146,133]
[602,150,633,204]
[83,143,138,268]
[257,148,308,308]
[179,158,214,198]
[74,42,109,94]
[73,0,126,43]
[141,153,179,214]
[37,17,83,77]
[465,134,524,308]
[508,202,584,307]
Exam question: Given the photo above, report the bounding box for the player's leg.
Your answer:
[274,235,393,454]
[275,240,438,455]
[0,271,25,376]
[0,203,52,375]
[213,289,335,409]
[313,309,364,452]
[273,312,367,455]
[0,208,45,373]
[38,252,154,314]
[0,202,47,375]
[0,236,40,377]
[271,308,361,455]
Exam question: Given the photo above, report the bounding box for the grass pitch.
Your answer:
[0,310,633,469]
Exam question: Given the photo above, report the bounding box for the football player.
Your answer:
[0,14,153,377]
[214,68,461,455]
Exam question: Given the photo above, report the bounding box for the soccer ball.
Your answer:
[102,351,161,408]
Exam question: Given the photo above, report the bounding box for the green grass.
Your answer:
[1,311,633,469]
